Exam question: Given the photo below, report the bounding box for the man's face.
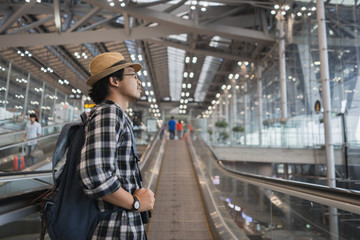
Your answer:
[117,67,142,101]
[30,117,36,123]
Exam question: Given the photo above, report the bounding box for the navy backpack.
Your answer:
[39,112,117,240]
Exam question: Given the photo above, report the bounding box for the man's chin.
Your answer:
[130,95,141,102]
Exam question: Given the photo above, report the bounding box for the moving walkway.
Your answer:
[1,128,360,239]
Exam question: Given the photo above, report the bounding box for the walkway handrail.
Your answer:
[0,132,60,152]
[0,170,52,183]
[0,128,164,229]
[196,132,360,216]
[0,121,68,137]
[139,127,161,169]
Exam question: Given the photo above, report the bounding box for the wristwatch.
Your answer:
[132,196,140,211]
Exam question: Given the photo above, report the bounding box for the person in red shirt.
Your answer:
[176,120,183,139]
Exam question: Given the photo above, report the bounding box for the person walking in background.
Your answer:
[168,116,176,140]
[79,52,155,239]
[176,120,183,139]
[22,113,41,167]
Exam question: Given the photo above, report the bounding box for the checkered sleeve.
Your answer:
[79,105,123,199]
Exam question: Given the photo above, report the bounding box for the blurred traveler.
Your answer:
[79,52,155,239]
[168,116,176,140]
[176,120,183,139]
[22,113,41,167]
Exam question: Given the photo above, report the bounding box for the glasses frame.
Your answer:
[123,73,138,79]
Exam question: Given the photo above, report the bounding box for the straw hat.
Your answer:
[86,52,142,87]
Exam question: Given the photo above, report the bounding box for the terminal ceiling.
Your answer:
[0,0,349,118]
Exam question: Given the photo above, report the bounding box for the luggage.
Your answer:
[13,155,25,171]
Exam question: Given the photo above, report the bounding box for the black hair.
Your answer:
[89,68,124,104]
[29,113,39,122]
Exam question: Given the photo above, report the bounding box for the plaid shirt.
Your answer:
[79,100,146,240]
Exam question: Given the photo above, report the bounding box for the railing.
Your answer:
[0,127,165,239]
[187,130,360,240]
[0,122,68,148]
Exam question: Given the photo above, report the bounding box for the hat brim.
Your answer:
[86,62,142,87]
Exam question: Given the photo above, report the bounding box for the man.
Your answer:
[78,52,155,239]
[22,113,41,167]
[168,116,176,140]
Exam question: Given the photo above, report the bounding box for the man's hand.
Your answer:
[133,188,155,212]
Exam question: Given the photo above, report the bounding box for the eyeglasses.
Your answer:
[123,73,138,79]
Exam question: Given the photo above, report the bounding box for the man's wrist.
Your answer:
[132,196,140,211]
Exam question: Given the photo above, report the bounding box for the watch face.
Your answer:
[134,200,140,210]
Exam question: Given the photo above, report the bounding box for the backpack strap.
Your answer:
[80,111,88,124]
[124,117,143,187]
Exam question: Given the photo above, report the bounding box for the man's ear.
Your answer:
[109,76,118,87]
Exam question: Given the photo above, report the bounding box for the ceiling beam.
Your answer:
[7,16,54,35]
[163,0,187,13]
[54,0,61,33]
[0,2,36,33]
[0,25,182,47]
[147,38,252,61]
[82,0,275,44]
[66,7,101,32]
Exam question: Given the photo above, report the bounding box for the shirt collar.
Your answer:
[102,100,133,125]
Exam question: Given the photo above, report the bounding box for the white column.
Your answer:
[23,73,31,115]
[317,1,338,239]
[4,61,12,110]
[276,13,288,119]
[39,82,46,123]
[243,82,248,145]
[212,107,216,144]
[53,88,58,120]
[225,90,229,124]
[219,96,223,118]
[257,65,263,146]
[232,79,237,128]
